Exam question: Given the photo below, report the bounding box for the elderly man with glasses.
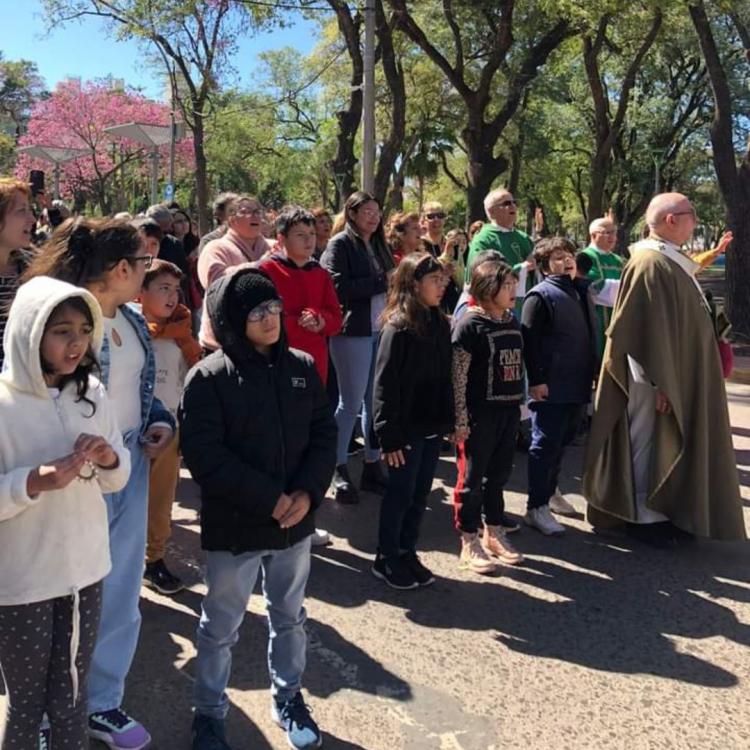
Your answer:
[585,192,746,548]
[465,188,533,284]
[581,216,625,358]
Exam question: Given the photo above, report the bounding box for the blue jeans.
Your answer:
[377,436,441,558]
[527,403,585,510]
[87,431,149,713]
[193,536,312,719]
[329,334,379,465]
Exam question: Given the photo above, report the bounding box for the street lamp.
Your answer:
[104,122,183,205]
[17,145,91,199]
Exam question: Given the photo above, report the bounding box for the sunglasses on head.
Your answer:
[425,212,446,220]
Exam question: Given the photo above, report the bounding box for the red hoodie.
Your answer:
[259,254,343,384]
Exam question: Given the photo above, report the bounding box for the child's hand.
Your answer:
[277,490,311,528]
[383,450,406,468]
[299,309,324,333]
[272,492,295,521]
[27,451,88,496]
[529,384,549,401]
[143,425,173,459]
[74,433,118,469]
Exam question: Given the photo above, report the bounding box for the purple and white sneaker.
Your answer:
[88,708,151,749]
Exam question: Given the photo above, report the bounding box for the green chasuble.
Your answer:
[465,225,533,283]
[582,245,625,358]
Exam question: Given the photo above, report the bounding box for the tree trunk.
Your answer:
[725,164,750,338]
[192,110,211,235]
[465,123,508,223]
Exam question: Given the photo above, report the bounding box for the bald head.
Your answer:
[645,192,696,245]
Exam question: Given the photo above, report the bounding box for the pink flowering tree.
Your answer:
[15,78,193,213]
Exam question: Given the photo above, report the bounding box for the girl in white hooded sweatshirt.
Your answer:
[0,277,130,749]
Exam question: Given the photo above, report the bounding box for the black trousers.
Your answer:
[0,581,102,749]
[453,407,520,533]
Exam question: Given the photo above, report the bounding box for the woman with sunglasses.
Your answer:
[321,190,395,504]
[25,218,175,750]
[420,201,447,259]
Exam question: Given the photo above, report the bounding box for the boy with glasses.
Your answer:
[180,268,336,750]
[466,189,533,280]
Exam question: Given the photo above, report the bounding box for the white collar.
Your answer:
[491,223,513,233]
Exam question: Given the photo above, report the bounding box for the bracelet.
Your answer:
[78,461,100,483]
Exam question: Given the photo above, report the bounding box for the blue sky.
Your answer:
[3,1,321,99]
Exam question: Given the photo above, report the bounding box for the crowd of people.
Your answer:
[0,177,744,750]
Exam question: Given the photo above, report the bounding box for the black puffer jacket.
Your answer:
[179,268,337,554]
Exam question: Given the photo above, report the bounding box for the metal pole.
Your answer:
[150,148,159,205]
[361,0,376,194]
[169,64,176,188]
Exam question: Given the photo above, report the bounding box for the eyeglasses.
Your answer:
[126,254,154,270]
[236,207,264,217]
[357,207,382,217]
[671,210,696,220]
[246,299,283,323]
[494,199,517,208]
[425,212,446,220]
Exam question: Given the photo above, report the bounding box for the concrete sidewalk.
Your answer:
[2,386,749,749]
[125,383,750,750]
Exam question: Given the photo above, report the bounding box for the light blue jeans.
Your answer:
[193,536,312,719]
[329,334,380,465]
[87,430,149,714]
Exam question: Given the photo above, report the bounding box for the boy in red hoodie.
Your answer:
[140,260,202,594]
[260,207,342,384]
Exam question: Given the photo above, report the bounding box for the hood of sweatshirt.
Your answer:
[205,266,288,366]
[1,276,104,399]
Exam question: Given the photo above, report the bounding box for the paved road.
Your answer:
[3,385,750,749]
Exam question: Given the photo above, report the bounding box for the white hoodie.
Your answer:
[0,277,130,607]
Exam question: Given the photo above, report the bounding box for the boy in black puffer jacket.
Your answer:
[179,267,336,750]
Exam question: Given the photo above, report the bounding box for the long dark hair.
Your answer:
[380,252,445,336]
[24,217,141,286]
[344,190,395,272]
[40,296,100,416]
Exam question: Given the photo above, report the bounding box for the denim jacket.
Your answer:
[99,303,176,440]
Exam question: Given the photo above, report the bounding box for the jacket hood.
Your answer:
[206,266,288,364]
[1,276,104,398]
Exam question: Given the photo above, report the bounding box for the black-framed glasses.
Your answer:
[125,254,154,270]
[246,299,283,323]
[671,210,696,220]
[425,212,446,220]
[495,199,517,208]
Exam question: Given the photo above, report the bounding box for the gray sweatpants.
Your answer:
[0,581,102,749]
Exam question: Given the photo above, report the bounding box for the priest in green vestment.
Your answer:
[465,188,533,282]
[581,217,625,358]
[584,192,745,545]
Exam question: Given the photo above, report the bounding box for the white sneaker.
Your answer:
[549,488,577,516]
[525,505,565,535]
[483,525,524,565]
[459,533,497,575]
[311,528,331,547]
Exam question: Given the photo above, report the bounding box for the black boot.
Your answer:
[360,460,388,494]
[332,464,359,504]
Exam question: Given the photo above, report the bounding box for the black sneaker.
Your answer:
[192,713,232,750]
[143,559,185,595]
[332,464,359,504]
[271,692,322,750]
[371,554,419,590]
[360,461,387,494]
[400,551,435,586]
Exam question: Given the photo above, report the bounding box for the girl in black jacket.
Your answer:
[372,253,453,590]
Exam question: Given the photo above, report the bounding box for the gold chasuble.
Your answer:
[584,238,745,541]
